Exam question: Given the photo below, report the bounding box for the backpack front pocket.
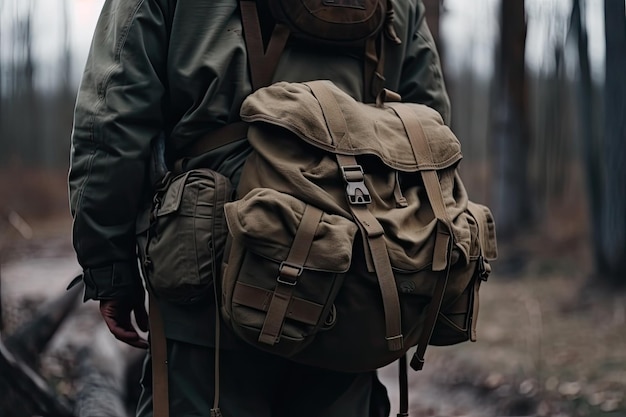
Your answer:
[221,188,358,357]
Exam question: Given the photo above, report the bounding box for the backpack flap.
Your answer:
[240,81,471,272]
[230,80,497,372]
[240,81,462,172]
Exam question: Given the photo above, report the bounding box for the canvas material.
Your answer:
[220,80,497,372]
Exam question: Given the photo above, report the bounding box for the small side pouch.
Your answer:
[430,202,497,346]
[144,168,233,304]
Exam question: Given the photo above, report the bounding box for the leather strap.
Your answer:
[149,293,169,417]
[258,204,323,345]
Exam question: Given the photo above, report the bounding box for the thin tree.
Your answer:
[569,0,602,278]
[491,0,531,239]
[599,0,626,286]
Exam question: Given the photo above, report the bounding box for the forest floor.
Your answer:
[1,175,625,417]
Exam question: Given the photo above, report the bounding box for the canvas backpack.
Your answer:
[145,2,497,416]
[214,0,498,371]
[220,79,498,372]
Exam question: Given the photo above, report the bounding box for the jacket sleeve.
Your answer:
[398,0,451,125]
[68,0,169,301]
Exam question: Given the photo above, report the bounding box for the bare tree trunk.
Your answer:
[491,0,531,239]
[600,0,626,286]
[569,0,603,276]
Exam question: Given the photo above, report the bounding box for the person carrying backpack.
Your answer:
[68,1,453,416]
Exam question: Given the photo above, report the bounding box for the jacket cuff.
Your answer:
[71,262,144,302]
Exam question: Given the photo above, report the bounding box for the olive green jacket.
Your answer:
[69,0,450,345]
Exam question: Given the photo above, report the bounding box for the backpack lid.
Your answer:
[240,80,462,172]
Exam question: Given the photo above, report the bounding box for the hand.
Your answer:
[99,293,149,349]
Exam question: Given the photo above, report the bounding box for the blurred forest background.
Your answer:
[1,0,624,285]
[0,0,625,416]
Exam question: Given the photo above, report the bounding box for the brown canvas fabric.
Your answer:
[220,80,497,372]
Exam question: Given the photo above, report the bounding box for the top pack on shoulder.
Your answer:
[239,0,401,102]
[267,0,390,46]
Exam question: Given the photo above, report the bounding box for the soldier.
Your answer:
[68,1,450,416]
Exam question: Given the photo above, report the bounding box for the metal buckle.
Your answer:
[341,165,371,205]
[276,262,303,286]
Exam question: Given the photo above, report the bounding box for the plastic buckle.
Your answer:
[341,165,372,205]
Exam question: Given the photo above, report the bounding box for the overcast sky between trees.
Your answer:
[0,0,608,93]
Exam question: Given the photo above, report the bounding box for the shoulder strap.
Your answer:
[174,0,288,162]
[240,0,290,90]
[178,0,399,160]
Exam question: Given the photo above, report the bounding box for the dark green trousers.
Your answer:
[135,339,390,417]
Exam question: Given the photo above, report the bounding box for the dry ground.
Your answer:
[379,227,626,417]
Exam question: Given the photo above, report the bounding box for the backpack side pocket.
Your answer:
[430,202,497,346]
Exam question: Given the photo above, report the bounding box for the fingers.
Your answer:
[114,330,149,350]
[99,300,149,350]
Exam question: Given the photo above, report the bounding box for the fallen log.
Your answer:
[73,325,137,417]
[5,282,82,368]
[0,334,75,417]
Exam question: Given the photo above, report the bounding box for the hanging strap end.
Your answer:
[409,351,425,371]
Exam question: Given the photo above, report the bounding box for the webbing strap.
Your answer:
[149,293,169,417]
[389,103,454,371]
[178,121,249,160]
[149,247,225,417]
[338,155,404,352]
[258,204,323,345]
[306,81,404,352]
